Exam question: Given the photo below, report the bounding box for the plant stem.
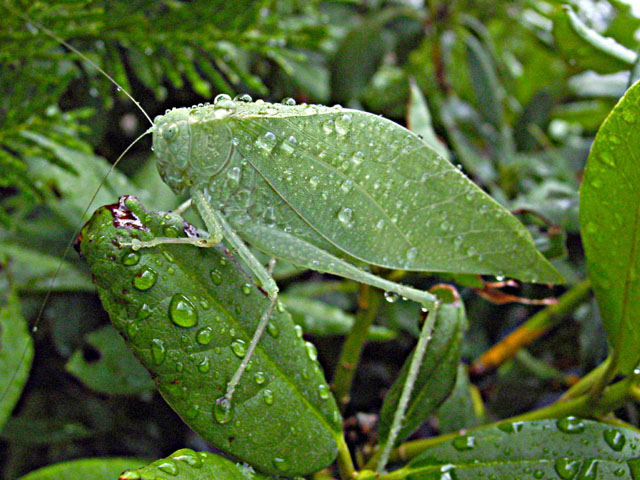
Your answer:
[471,278,592,375]
[336,433,357,480]
[561,354,612,400]
[332,285,382,410]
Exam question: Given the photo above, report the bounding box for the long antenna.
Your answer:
[5,1,154,127]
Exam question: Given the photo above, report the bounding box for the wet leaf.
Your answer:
[17,457,148,480]
[580,79,640,374]
[66,325,154,395]
[378,297,467,445]
[119,448,271,480]
[79,196,341,476]
[435,364,484,433]
[399,419,640,479]
[0,295,33,432]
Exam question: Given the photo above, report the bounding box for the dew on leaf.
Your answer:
[554,458,580,479]
[603,429,626,451]
[151,338,166,365]
[121,251,140,266]
[452,435,476,451]
[305,341,318,361]
[213,397,233,424]
[263,389,274,405]
[231,339,247,358]
[196,327,213,345]
[169,294,199,328]
[133,267,158,291]
[157,460,178,475]
[557,416,585,434]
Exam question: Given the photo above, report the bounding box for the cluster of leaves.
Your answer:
[1,0,640,479]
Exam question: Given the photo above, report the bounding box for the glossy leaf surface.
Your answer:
[400,419,640,479]
[66,326,154,395]
[580,80,640,374]
[18,458,148,480]
[119,449,271,480]
[0,295,32,432]
[378,298,467,445]
[79,196,341,476]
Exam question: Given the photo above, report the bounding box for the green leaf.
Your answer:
[66,325,154,395]
[120,448,271,480]
[580,79,640,374]
[79,196,341,476]
[17,457,148,480]
[0,242,93,293]
[378,297,467,445]
[281,294,396,341]
[435,364,484,433]
[398,419,640,479]
[0,295,33,432]
[407,80,450,161]
[553,6,636,74]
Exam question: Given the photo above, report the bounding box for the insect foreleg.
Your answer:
[192,188,280,406]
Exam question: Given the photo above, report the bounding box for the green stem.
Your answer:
[376,304,440,473]
[561,355,612,400]
[588,348,620,401]
[332,285,382,410]
[336,434,357,480]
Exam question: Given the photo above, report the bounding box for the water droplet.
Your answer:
[210,269,223,285]
[604,429,626,451]
[335,114,352,135]
[322,119,334,134]
[406,247,418,261]
[497,422,524,433]
[384,291,399,303]
[280,135,297,155]
[309,176,320,189]
[169,294,199,328]
[375,219,385,230]
[282,97,296,106]
[198,356,211,373]
[163,225,180,238]
[452,435,476,451]
[305,341,318,361]
[294,324,304,338]
[554,458,580,479]
[158,460,178,475]
[533,469,545,479]
[137,303,152,320]
[557,416,585,434]
[338,207,353,225]
[453,235,463,251]
[196,327,213,345]
[133,267,158,290]
[351,151,364,166]
[121,251,140,266]
[151,339,166,365]
[600,150,616,167]
[173,449,202,468]
[235,93,252,102]
[579,459,598,480]
[254,371,266,384]
[120,472,141,480]
[341,179,354,192]
[267,320,280,337]
[257,132,277,152]
[622,110,637,124]
[242,283,252,295]
[214,93,232,104]
[213,397,233,424]
[263,389,274,405]
[231,339,247,358]
[162,123,179,142]
[272,457,289,472]
[318,384,330,400]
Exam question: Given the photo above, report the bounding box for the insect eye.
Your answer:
[162,123,179,142]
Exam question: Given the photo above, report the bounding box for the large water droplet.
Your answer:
[554,458,579,479]
[272,457,289,472]
[121,251,140,266]
[282,97,296,106]
[133,267,158,291]
[213,397,233,424]
[305,341,318,361]
[231,339,247,358]
[579,459,598,480]
[196,327,213,345]
[169,294,199,328]
[294,324,304,339]
[263,389,274,405]
[557,416,585,434]
[257,132,277,152]
[151,339,166,365]
[214,93,232,104]
[254,371,266,384]
[338,207,353,225]
[280,135,297,155]
[318,384,330,400]
[452,435,476,451]
[241,283,252,295]
[173,449,203,468]
[604,429,626,451]
[158,460,178,475]
[335,114,352,135]
[384,291,399,303]
[198,356,211,373]
[267,319,280,337]
[235,93,252,102]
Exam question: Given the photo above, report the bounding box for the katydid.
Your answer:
[3,8,563,411]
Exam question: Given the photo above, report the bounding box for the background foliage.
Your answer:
[1,0,639,478]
